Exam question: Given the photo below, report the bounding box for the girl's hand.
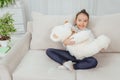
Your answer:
[63,37,75,46]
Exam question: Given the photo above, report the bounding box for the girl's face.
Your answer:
[75,13,89,30]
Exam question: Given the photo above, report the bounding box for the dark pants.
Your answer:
[46,48,98,70]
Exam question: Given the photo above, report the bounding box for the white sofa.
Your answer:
[0,12,120,80]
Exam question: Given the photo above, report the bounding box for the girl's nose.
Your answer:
[81,22,84,26]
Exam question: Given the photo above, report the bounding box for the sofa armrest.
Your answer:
[0,32,31,74]
[27,21,32,32]
[0,65,11,80]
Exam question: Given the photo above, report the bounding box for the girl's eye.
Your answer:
[78,19,81,22]
[84,20,88,22]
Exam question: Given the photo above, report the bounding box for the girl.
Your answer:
[46,9,98,71]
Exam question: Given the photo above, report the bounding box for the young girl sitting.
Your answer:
[46,9,98,71]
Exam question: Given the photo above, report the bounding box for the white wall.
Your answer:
[23,0,95,21]
[96,0,120,16]
[23,0,120,21]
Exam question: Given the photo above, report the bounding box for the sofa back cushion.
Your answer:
[30,12,74,50]
[88,14,120,52]
[29,12,120,52]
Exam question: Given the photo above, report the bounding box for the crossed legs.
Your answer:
[46,48,98,70]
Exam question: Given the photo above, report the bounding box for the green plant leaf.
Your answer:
[0,0,15,8]
[0,12,16,40]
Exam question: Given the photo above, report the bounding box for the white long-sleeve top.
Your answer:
[64,26,95,49]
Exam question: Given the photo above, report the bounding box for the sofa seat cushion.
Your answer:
[77,53,120,80]
[13,50,75,80]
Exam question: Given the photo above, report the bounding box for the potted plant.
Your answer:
[0,12,16,47]
[0,0,15,8]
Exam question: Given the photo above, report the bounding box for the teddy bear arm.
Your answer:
[50,32,60,42]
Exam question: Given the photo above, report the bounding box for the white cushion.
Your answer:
[13,50,75,80]
[76,53,120,80]
[30,12,74,49]
[89,14,120,52]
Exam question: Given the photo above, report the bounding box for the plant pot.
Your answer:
[0,40,9,47]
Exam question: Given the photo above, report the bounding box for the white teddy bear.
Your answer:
[50,22,111,60]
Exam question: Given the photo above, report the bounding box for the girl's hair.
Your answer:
[75,9,89,20]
